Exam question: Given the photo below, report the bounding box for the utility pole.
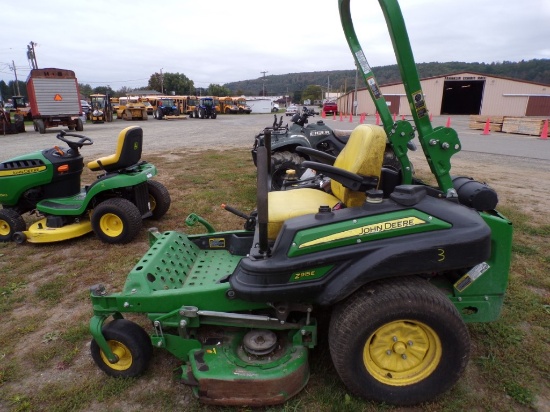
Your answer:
[27,41,38,69]
[9,61,21,96]
[160,68,164,94]
[261,71,268,96]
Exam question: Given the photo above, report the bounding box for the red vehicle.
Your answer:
[322,100,338,115]
[27,68,83,134]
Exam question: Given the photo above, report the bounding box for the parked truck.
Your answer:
[26,68,84,134]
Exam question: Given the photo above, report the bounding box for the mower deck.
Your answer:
[23,217,92,243]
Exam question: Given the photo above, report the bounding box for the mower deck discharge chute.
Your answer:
[88,0,512,406]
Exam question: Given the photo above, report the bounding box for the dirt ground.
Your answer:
[1,115,550,411]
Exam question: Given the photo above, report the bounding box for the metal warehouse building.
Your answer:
[338,72,550,117]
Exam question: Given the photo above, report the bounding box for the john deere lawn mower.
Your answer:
[0,126,170,244]
[88,0,512,406]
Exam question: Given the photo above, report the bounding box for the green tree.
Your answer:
[148,72,194,95]
[0,80,10,101]
[293,90,302,104]
[115,86,133,97]
[302,85,322,103]
[208,84,231,97]
[92,85,115,96]
[79,83,93,98]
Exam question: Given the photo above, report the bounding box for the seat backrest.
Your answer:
[330,124,387,206]
[266,124,387,240]
[87,126,143,172]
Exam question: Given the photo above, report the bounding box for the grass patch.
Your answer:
[0,149,548,411]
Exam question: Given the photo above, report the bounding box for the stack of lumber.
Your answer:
[469,115,504,132]
[501,117,547,136]
[469,115,549,136]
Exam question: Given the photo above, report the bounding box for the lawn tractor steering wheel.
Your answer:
[56,130,94,152]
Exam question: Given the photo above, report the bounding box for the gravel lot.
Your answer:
[1,113,547,159]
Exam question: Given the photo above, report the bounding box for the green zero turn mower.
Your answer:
[0,126,170,244]
[88,0,512,406]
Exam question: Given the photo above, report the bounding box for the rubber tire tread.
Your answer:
[0,209,26,242]
[328,276,470,406]
[91,198,142,244]
[270,151,305,190]
[146,180,171,220]
[90,319,152,378]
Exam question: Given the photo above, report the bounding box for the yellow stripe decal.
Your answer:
[299,217,427,249]
[0,165,47,176]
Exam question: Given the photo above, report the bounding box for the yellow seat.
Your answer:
[87,126,143,172]
[267,124,387,239]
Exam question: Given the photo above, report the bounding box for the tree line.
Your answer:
[2,59,548,102]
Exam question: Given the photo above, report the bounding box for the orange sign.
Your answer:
[54,94,63,101]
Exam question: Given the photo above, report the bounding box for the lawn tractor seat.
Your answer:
[267,124,387,240]
[87,126,143,172]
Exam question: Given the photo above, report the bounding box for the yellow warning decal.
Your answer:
[299,217,427,249]
[0,165,47,177]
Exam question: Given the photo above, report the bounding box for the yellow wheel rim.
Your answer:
[0,219,11,236]
[363,320,441,386]
[99,213,123,237]
[148,194,157,212]
[100,340,133,371]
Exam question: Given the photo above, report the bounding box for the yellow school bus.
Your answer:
[219,96,238,114]
[232,97,252,114]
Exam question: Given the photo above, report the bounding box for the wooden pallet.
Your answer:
[501,117,547,136]
[469,115,548,136]
[469,115,503,132]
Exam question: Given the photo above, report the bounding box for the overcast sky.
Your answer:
[2,0,549,92]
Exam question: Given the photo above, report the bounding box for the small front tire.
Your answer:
[91,198,142,244]
[0,209,26,242]
[90,319,152,378]
[147,180,171,220]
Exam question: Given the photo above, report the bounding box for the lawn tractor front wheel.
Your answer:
[329,276,470,406]
[0,209,26,242]
[91,198,142,244]
[90,319,152,378]
[146,180,171,220]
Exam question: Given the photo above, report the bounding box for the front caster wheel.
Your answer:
[91,198,142,244]
[90,319,152,378]
[146,180,171,220]
[0,209,26,242]
[329,276,470,406]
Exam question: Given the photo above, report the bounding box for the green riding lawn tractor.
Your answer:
[0,126,170,244]
[88,0,512,407]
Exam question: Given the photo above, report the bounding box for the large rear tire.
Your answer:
[91,198,142,244]
[14,114,25,133]
[329,276,470,406]
[270,151,305,191]
[35,119,45,134]
[146,180,171,220]
[75,118,84,131]
[90,319,152,378]
[0,209,26,242]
